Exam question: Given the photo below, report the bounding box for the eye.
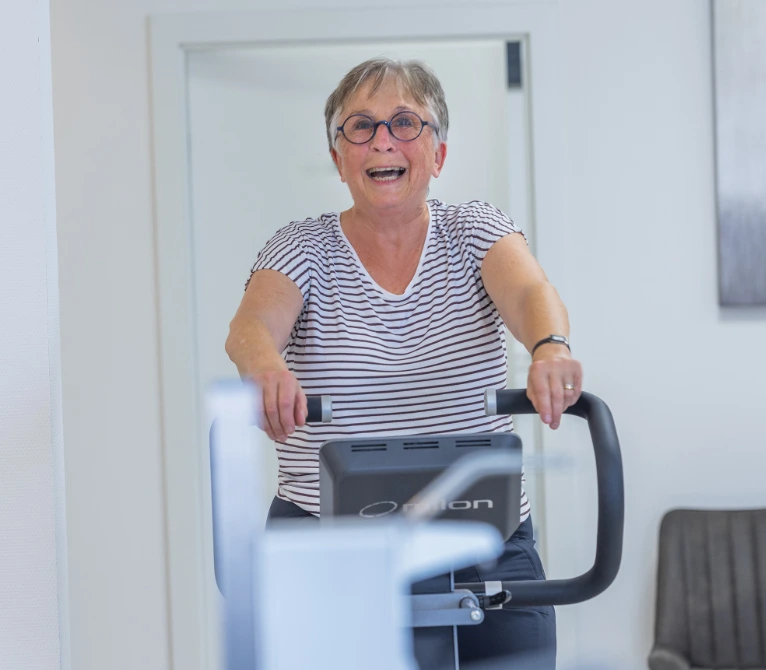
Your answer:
[351,117,374,131]
[392,115,416,128]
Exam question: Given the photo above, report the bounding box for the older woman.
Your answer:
[226,57,581,667]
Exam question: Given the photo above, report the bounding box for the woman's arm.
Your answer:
[226,269,307,440]
[480,233,583,430]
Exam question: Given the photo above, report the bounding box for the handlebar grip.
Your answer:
[306,395,332,423]
[475,388,624,606]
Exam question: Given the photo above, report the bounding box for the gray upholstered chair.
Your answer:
[649,508,766,670]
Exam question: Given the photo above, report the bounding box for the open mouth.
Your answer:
[366,167,407,182]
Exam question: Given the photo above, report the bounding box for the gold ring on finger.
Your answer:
[563,383,575,391]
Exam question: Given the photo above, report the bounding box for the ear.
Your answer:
[330,147,346,183]
[431,141,447,178]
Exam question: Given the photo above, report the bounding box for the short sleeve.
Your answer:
[467,201,526,269]
[245,221,312,299]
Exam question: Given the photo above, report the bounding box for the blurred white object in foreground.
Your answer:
[207,381,505,670]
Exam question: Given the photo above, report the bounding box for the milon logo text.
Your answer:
[358,499,494,518]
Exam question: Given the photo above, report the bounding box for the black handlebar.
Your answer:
[304,389,624,607]
[306,395,332,424]
[455,389,625,606]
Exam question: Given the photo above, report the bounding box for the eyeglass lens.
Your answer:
[342,112,425,144]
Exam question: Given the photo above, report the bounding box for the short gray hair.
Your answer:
[324,57,449,151]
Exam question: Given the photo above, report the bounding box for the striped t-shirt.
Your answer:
[250,199,530,521]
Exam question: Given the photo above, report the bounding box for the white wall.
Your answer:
[50,1,766,669]
[540,2,765,665]
[0,0,69,668]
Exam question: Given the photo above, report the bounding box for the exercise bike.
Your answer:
[208,386,623,670]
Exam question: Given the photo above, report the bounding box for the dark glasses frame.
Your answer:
[336,111,438,145]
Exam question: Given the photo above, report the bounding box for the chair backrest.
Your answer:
[653,508,766,669]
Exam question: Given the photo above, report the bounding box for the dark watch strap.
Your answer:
[531,335,570,355]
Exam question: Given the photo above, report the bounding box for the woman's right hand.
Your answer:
[250,365,307,442]
[226,269,308,442]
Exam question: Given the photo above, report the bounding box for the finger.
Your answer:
[528,362,552,425]
[565,362,584,409]
[574,366,584,398]
[277,377,297,438]
[260,378,282,441]
[255,407,276,441]
[562,379,577,409]
[261,421,277,442]
[563,360,582,411]
[549,371,566,430]
[294,386,307,427]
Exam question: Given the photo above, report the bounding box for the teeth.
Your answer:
[367,167,405,181]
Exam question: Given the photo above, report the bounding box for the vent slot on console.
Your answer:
[350,442,388,452]
[455,438,493,448]
[403,440,439,450]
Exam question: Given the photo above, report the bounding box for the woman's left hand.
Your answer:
[526,348,583,430]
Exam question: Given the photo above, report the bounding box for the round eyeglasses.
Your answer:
[336,111,438,145]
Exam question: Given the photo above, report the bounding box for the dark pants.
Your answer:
[267,497,556,668]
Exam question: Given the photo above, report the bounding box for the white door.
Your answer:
[185,37,536,664]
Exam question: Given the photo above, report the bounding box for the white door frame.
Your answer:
[149,5,559,668]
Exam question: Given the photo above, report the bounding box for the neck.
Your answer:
[342,200,430,246]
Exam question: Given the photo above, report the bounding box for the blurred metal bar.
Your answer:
[208,381,262,670]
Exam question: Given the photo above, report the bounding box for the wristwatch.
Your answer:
[531,334,570,355]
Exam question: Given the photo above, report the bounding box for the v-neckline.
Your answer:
[335,202,433,299]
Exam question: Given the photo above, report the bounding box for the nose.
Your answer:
[369,121,395,151]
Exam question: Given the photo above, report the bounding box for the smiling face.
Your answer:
[330,76,447,216]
